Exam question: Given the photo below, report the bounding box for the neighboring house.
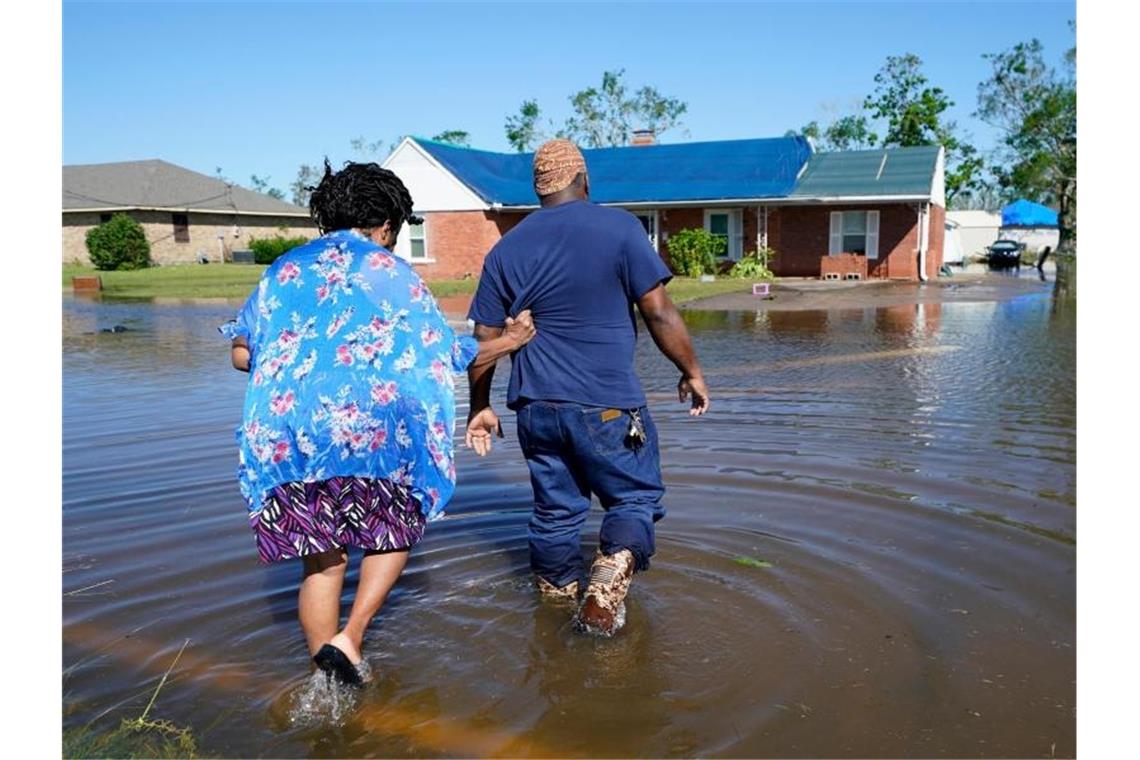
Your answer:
[999,199,1060,253]
[946,210,1002,259]
[63,159,317,265]
[381,135,946,281]
[943,217,966,266]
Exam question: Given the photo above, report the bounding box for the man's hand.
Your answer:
[678,374,710,416]
[503,309,536,349]
[465,407,502,456]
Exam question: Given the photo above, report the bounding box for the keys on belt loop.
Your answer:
[627,409,647,447]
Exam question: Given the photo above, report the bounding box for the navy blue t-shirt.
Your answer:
[468,200,673,411]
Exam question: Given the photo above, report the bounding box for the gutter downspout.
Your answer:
[917,202,929,282]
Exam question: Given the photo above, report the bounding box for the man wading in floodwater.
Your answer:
[465,139,709,636]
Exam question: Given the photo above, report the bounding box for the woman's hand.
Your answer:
[504,309,536,349]
[465,407,502,456]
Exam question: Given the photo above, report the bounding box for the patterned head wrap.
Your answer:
[533,139,587,196]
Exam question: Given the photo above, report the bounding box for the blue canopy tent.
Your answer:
[1001,199,1059,228]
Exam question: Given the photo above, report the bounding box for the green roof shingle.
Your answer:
[790,145,940,199]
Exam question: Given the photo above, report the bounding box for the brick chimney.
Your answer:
[631,129,656,146]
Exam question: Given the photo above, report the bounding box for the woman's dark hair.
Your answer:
[308,159,422,234]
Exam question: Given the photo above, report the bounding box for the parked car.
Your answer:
[986,239,1025,268]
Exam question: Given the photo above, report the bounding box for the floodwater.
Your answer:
[63,269,1075,758]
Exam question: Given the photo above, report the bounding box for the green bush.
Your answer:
[248,234,310,265]
[85,213,151,271]
[666,228,724,278]
[727,246,777,280]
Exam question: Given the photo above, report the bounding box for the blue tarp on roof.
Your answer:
[414,136,813,206]
[1002,199,1058,228]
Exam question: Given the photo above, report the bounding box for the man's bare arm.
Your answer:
[636,283,709,415]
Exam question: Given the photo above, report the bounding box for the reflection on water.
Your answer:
[63,280,1075,758]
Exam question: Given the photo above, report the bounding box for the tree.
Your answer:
[824,114,878,151]
[249,174,285,200]
[291,164,321,207]
[505,70,688,151]
[350,136,385,158]
[785,121,821,143]
[789,115,879,151]
[431,130,471,146]
[505,100,547,152]
[865,53,982,206]
[976,33,1076,250]
[563,69,687,148]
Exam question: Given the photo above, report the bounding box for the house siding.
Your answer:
[770,203,944,280]
[414,210,525,279]
[63,210,317,265]
[386,202,944,283]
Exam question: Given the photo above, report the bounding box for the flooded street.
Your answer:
[62,273,1075,758]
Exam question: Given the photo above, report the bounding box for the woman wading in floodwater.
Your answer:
[221,161,534,686]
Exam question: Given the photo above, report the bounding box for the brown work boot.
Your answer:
[535,575,579,602]
[574,549,635,636]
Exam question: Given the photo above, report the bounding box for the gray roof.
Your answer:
[790,145,940,199]
[63,159,310,216]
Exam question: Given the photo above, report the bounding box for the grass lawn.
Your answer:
[665,277,756,304]
[63,265,755,304]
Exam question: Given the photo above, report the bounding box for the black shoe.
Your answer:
[312,644,364,687]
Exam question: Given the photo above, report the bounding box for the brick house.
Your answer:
[63,159,317,265]
[382,136,945,281]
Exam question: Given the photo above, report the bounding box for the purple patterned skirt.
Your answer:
[251,476,425,563]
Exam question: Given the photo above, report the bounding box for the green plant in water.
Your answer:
[63,718,201,759]
[727,246,777,281]
[666,228,723,278]
[63,639,205,759]
[733,556,774,568]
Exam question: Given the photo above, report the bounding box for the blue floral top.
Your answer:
[220,230,478,520]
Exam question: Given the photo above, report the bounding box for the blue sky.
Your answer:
[63,0,1074,198]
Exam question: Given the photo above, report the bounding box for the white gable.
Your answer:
[931,146,946,208]
[382,138,488,212]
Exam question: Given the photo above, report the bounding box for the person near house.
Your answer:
[465,139,710,637]
[221,160,536,686]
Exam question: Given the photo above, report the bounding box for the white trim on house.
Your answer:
[464,195,934,213]
[382,138,489,212]
[930,146,947,208]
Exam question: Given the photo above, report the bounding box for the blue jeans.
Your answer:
[515,401,666,588]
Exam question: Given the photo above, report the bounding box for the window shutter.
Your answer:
[866,210,880,259]
[829,212,842,255]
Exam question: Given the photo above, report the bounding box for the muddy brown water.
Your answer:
[63,273,1075,758]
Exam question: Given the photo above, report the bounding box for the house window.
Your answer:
[408,219,426,260]
[633,211,657,250]
[99,213,113,224]
[842,211,867,254]
[829,210,880,259]
[704,209,743,259]
[173,213,190,243]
